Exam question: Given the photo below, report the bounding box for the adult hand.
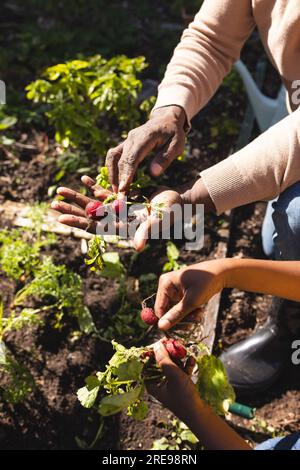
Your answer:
[105,105,187,193]
[155,260,230,330]
[50,175,114,233]
[51,176,182,251]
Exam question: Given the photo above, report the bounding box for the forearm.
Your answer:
[200,108,300,215]
[152,0,254,122]
[179,396,251,450]
[224,259,300,302]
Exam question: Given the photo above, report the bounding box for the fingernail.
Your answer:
[151,162,163,176]
[158,318,172,330]
[51,201,58,208]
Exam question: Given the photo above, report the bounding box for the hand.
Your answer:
[134,186,182,251]
[155,259,230,330]
[106,105,187,193]
[50,175,115,233]
[51,176,182,251]
[149,340,251,451]
[147,340,200,420]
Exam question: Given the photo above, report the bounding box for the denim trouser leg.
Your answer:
[261,181,300,261]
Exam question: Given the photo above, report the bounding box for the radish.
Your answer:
[140,307,158,325]
[85,201,105,219]
[112,198,126,215]
[163,338,187,360]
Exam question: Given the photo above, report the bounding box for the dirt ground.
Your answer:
[0,38,299,449]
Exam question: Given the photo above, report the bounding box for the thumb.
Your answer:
[158,292,195,330]
[133,214,159,251]
[150,136,183,177]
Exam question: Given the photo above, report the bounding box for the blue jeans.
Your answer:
[262,182,300,261]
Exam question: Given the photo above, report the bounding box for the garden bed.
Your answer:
[0,1,299,451]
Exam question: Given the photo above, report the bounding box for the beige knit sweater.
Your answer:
[153,0,300,214]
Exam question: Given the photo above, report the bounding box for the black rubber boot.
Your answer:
[219,299,299,395]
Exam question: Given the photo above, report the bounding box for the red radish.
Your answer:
[112,198,126,215]
[141,307,158,325]
[163,338,187,360]
[85,201,105,219]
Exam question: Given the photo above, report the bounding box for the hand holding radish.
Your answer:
[51,175,182,251]
[154,259,230,330]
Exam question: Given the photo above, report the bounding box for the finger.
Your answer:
[150,135,183,177]
[153,341,182,381]
[81,175,97,188]
[133,214,158,251]
[158,291,196,331]
[105,143,124,192]
[154,273,181,318]
[56,187,91,208]
[57,214,92,230]
[118,130,158,192]
[153,341,174,368]
[184,356,196,377]
[51,200,86,217]
[81,175,112,200]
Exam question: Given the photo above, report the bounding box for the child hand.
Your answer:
[155,259,230,330]
[147,340,200,420]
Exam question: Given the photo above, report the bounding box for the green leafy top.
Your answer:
[196,353,235,415]
[14,256,96,334]
[77,340,152,421]
[96,166,110,189]
[77,340,235,422]
[84,236,107,272]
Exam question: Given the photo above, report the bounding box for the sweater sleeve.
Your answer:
[200,108,300,215]
[152,0,255,122]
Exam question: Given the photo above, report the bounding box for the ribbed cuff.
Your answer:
[151,85,198,125]
[200,157,248,215]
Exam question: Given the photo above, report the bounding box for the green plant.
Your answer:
[84,236,107,272]
[0,300,36,404]
[14,257,96,334]
[26,55,153,154]
[163,241,186,272]
[77,340,235,421]
[0,348,35,404]
[152,419,199,451]
[96,165,158,192]
[0,229,53,281]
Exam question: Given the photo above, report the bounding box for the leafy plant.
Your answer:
[152,419,199,451]
[26,55,153,154]
[0,347,35,404]
[0,229,53,281]
[163,241,186,272]
[0,301,36,404]
[84,236,107,272]
[14,257,96,334]
[77,340,235,422]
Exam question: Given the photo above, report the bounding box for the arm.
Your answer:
[155,258,300,330]
[153,0,255,122]
[105,0,254,191]
[151,341,251,450]
[197,108,300,215]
